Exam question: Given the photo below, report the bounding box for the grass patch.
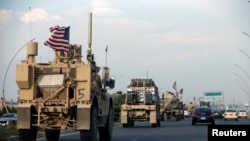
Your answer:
[0,127,18,138]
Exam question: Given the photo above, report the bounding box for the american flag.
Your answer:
[44,25,70,52]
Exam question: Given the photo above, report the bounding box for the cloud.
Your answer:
[20,8,62,23]
[91,0,123,16]
[0,9,13,27]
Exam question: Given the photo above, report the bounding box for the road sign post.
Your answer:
[203,91,224,105]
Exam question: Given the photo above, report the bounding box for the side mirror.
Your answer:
[106,76,115,89]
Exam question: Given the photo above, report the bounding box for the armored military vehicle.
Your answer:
[120,78,161,127]
[15,13,115,141]
[160,91,184,121]
[185,102,196,114]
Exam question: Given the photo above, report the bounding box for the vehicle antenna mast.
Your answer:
[105,45,108,67]
[87,12,92,63]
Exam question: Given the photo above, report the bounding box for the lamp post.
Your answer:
[238,49,250,60]
[234,64,250,116]
[235,82,250,115]
[234,64,250,79]
[233,72,249,89]
[243,32,250,37]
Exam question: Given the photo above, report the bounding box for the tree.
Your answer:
[112,93,126,121]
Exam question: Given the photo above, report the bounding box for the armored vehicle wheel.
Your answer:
[127,118,134,127]
[122,123,128,128]
[18,128,37,141]
[45,129,61,141]
[157,119,161,127]
[18,108,38,141]
[176,116,180,121]
[161,115,164,121]
[99,106,113,141]
[151,123,157,127]
[80,105,98,141]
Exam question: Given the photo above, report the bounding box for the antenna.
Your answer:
[29,6,32,40]
[105,45,108,67]
[2,38,35,113]
[87,12,92,63]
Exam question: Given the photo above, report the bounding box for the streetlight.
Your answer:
[234,64,250,116]
[235,82,250,114]
[233,72,249,90]
[238,49,250,60]
[234,77,250,107]
[243,32,250,38]
[234,64,250,79]
[235,83,250,103]
[233,72,248,84]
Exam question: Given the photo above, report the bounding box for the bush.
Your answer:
[0,106,17,116]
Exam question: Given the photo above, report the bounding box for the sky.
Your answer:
[0,0,250,106]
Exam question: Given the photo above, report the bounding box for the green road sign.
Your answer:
[204,92,223,97]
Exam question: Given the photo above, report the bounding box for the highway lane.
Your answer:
[34,117,250,141]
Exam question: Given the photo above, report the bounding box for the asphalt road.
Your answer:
[35,117,250,141]
[3,117,250,141]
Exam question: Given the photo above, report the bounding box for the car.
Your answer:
[192,107,215,125]
[184,110,191,118]
[223,109,238,121]
[212,109,223,119]
[0,113,17,127]
[237,109,248,119]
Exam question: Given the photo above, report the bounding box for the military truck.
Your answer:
[15,13,115,141]
[160,91,184,121]
[120,78,161,127]
[185,102,196,114]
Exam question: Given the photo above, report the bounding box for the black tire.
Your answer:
[18,128,37,141]
[161,115,164,121]
[80,105,98,141]
[192,121,195,125]
[128,118,134,127]
[122,123,128,128]
[176,116,180,121]
[45,129,61,141]
[211,121,215,125]
[99,107,113,141]
[151,119,158,127]
[157,119,161,127]
[151,123,157,127]
[18,107,38,141]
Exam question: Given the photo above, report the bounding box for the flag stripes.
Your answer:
[44,25,70,52]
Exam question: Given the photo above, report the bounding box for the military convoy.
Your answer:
[120,78,161,127]
[160,91,184,121]
[15,13,115,141]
